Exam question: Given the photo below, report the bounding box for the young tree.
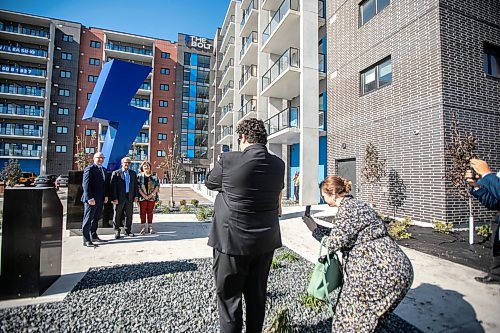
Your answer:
[361,142,386,207]
[0,159,22,187]
[74,129,97,171]
[157,134,185,207]
[387,168,407,218]
[445,112,477,244]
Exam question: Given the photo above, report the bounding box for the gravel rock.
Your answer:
[0,248,421,333]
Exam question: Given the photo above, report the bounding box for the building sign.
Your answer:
[182,158,193,164]
[185,35,212,52]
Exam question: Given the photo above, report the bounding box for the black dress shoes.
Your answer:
[91,237,107,243]
[125,231,135,237]
[474,275,500,284]
[114,230,121,239]
[83,241,97,247]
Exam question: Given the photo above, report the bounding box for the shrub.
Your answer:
[191,199,199,207]
[388,217,412,240]
[477,225,492,238]
[264,308,294,333]
[276,252,299,263]
[162,206,171,214]
[206,207,214,217]
[179,199,187,206]
[432,220,453,234]
[299,293,326,313]
[196,206,206,221]
[154,200,162,209]
[180,205,191,213]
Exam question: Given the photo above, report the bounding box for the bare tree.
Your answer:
[74,128,97,171]
[157,134,185,207]
[361,142,386,207]
[445,112,477,244]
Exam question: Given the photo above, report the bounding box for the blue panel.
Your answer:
[187,133,195,145]
[188,118,195,130]
[322,92,327,131]
[82,59,151,171]
[190,69,198,82]
[191,53,198,66]
[189,84,197,98]
[289,143,300,200]
[0,159,40,174]
[189,100,196,112]
[187,149,194,158]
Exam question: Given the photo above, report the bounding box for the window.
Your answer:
[56,126,68,134]
[160,68,170,75]
[484,43,500,78]
[58,89,70,97]
[55,145,67,153]
[57,107,69,115]
[157,150,166,157]
[158,133,167,140]
[90,40,101,48]
[89,58,101,66]
[62,34,73,42]
[159,100,168,107]
[359,0,390,26]
[61,52,72,60]
[88,75,98,83]
[85,129,96,136]
[360,57,392,95]
[158,117,168,124]
[60,70,71,78]
[161,52,170,59]
[160,84,169,91]
[87,93,92,100]
[85,147,95,154]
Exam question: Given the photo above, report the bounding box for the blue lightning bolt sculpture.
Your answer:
[83,59,152,171]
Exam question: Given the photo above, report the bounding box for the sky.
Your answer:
[0,0,231,41]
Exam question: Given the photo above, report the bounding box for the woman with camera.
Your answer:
[302,176,414,332]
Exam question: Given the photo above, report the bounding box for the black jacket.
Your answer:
[110,168,139,203]
[205,144,285,255]
[81,164,109,203]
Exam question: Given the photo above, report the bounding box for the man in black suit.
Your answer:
[81,151,109,247]
[205,118,285,333]
[110,156,139,239]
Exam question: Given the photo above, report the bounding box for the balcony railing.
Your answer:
[0,104,44,117]
[222,80,234,96]
[222,37,235,55]
[264,107,299,135]
[220,126,233,139]
[318,0,326,19]
[0,64,47,77]
[221,104,233,117]
[105,42,153,56]
[139,82,151,90]
[130,153,148,161]
[221,58,234,78]
[240,0,257,29]
[135,136,150,144]
[240,31,258,58]
[221,15,235,40]
[0,127,43,137]
[262,0,299,46]
[0,22,49,38]
[319,53,326,73]
[130,98,150,108]
[262,47,299,90]
[319,109,325,130]
[0,148,41,157]
[0,44,48,57]
[0,83,45,97]
[238,99,257,118]
[240,65,257,89]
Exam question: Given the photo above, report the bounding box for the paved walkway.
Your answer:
[1,202,499,333]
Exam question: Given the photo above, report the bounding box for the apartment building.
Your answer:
[0,10,81,175]
[327,0,500,223]
[211,0,328,204]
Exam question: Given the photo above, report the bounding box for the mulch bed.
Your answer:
[395,225,492,273]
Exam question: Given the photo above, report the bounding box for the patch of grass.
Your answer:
[388,217,412,240]
[299,293,326,313]
[271,258,282,269]
[477,224,492,238]
[276,252,299,263]
[264,308,294,333]
[432,220,453,234]
[165,273,174,279]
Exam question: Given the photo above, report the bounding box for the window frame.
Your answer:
[159,100,168,107]
[160,67,170,75]
[56,126,68,134]
[158,117,168,124]
[484,42,500,79]
[62,34,73,42]
[359,0,390,26]
[90,40,101,48]
[57,107,69,115]
[61,52,72,60]
[55,145,67,153]
[160,84,169,91]
[360,56,392,95]
[89,58,101,66]
[161,52,170,59]
[58,89,70,97]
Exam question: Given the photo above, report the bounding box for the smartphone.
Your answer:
[304,205,311,217]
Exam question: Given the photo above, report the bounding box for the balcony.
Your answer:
[137,81,152,95]
[218,80,234,107]
[261,0,285,11]
[261,0,300,55]
[0,44,48,63]
[0,64,47,83]
[239,65,257,95]
[134,136,149,145]
[0,127,43,139]
[130,97,150,109]
[0,148,41,158]
[318,0,326,27]
[219,37,235,71]
[240,0,258,37]
[265,107,300,144]
[130,152,148,161]
[239,31,258,66]
[237,99,257,123]
[0,104,44,119]
[261,47,300,99]
[217,126,233,145]
[105,41,153,62]
[220,20,235,54]
[142,119,150,128]
[217,104,234,126]
[0,83,45,101]
[0,22,50,44]
[219,58,234,88]
[319,52,326,79]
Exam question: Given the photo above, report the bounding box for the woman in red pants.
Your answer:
[137,161,160,234]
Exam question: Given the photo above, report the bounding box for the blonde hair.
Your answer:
[320,176,352,197]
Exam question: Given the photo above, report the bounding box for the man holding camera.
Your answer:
[467,158,500,285]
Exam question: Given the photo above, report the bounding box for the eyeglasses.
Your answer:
[123,161,131,164]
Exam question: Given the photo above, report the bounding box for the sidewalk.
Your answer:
[1,206,499,332]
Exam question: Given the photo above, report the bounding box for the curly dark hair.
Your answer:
[236,118,268,145]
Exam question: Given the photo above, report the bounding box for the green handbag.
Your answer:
[307,236,343,302]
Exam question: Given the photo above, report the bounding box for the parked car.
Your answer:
[34,175,58,187]
[18,172,37,186]
[56,175,69,187]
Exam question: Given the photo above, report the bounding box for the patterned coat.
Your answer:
[313,196,414,333]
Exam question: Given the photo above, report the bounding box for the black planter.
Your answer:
[0,187,63,299]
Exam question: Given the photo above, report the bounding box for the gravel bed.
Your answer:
[0,248,421,333]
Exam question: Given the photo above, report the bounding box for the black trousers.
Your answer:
[213,249,274,333]
[490,220,500,280]
[113,197,133,232]
[82,200,103,242]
